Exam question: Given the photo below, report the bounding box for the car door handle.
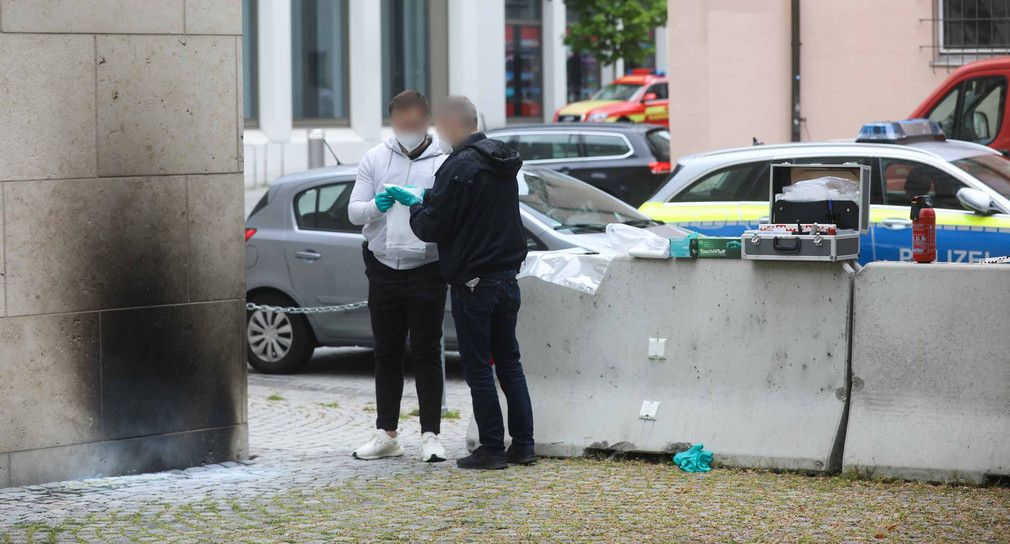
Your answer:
[758,216,770,224]
[881,218,913,230]
[295,250,321,261]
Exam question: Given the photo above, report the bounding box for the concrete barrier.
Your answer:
[473,257,855,472]
[843,262,1010,483]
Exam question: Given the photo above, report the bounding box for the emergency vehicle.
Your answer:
[639,120,1010,264]
[553,69,669,126]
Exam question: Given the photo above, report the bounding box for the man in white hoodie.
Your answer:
[347,91,448,463]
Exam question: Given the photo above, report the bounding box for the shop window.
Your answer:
[506,0,543,120]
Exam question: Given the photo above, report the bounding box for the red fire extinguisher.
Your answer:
[911,194,936,263]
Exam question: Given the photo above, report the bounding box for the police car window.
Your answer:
[952,154,1010,199]
[514,133,579,161]
[582,134,631,158]
[671,163,763,203]
[645,83,668,100]
[880,159,967,209]
[927,86,959,137]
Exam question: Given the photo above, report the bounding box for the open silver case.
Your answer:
[742,163,871,261]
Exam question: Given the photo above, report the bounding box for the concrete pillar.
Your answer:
[541,0,567,122]
[0,0,247,488]
[258,0,293,143]
[448,0,506,129]
[348,0,383,143]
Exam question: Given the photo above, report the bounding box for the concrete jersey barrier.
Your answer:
[476,257,855,472]
[844,262,1010,483]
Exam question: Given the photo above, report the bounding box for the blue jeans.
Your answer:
[450,270,534,454]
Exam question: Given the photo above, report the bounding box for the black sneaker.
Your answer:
[506,445,537,465]
[456,447,508,470]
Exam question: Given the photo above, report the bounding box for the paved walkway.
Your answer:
[1,348,1008,543]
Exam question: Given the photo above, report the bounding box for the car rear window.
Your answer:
[646,129,671,163]
[248,192,269,218]
[513,133,579,161]
[582,134,631,158]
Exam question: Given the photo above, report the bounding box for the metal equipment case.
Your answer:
[742,163,870,261]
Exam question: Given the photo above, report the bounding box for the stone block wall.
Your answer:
[0,0,247,488]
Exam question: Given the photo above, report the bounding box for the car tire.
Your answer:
[617,117,632,123]
[246,292,314,374]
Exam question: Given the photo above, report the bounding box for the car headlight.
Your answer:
[586,111,609,122]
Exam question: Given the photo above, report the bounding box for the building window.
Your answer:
[292,0,350,123]
[505,0,543,120]
[243,0,258,122]
[941,0,1010,51]
[565,6,601,103]
[382,0,430,118]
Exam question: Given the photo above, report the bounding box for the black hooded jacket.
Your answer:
[408,132,528,286]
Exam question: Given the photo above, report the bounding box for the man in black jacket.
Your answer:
[385,96,535,470]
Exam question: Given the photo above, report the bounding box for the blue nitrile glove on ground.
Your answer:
[386,185,423,207]
[674,444,713,472]
[375,192,395,213]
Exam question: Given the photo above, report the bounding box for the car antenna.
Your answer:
[322,139,341,165]
[752,137,764,146]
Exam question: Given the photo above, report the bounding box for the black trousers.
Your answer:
[450,270,534,453]
[363,246,447,434]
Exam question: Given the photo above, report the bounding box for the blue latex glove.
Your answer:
[385,185,422,207]
[375,192,395,213]
[673,444,714,472]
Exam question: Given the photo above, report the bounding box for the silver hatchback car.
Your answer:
[245,164,688,373]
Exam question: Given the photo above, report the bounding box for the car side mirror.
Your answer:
[956,187,996,215]
[973,111,991,140]
[642,92,658,102]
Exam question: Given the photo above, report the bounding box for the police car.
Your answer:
[639,120,1010,263]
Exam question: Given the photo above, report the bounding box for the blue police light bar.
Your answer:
[856,119,945,144]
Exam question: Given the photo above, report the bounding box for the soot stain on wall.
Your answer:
[100,301,244,442]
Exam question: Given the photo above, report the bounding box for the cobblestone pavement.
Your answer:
[1,348,1009,543]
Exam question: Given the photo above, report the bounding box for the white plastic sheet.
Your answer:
[779,176,860,202]
[518,249,616,295]
[604,223,669,259]
[384,185,426,260]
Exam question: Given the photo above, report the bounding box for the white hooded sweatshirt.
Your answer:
[348,135,447,270]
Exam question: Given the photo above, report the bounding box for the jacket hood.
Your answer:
[463,133,523,175]
[384,134,443,160]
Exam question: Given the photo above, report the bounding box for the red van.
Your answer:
[911,57,1010,154]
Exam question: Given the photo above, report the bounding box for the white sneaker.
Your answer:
[421,432,447,463]
[352,429,405,460]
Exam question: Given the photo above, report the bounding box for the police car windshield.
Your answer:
[591,84,641,101]
[517,168,647,230]
[951,154,1010,199]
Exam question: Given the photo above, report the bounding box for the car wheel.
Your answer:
[617,117,632,123]
[246,292,314,374]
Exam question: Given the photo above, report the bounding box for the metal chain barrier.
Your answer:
[245,300,368,314]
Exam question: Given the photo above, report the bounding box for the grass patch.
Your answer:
[362,406,375,412]
[266,395,285,401]
[316,402,340,409]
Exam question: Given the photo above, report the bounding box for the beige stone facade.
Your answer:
[0,0,247,487]
[667,0,950,157]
